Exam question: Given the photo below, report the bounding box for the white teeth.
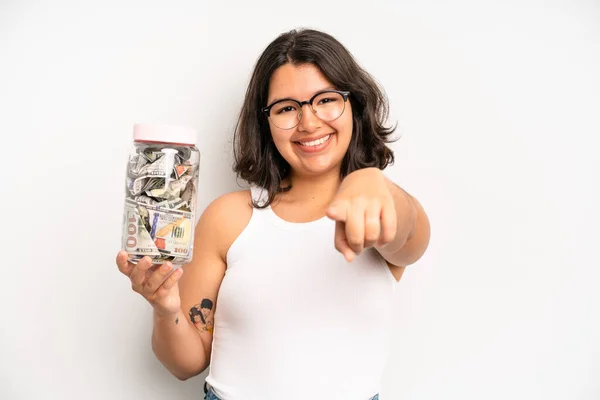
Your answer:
[299,134,331,147]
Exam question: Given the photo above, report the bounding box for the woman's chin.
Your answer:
[292,158,342,178]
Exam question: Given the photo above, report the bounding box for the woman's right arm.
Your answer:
[118,191,251,381]
[150,225,226,381]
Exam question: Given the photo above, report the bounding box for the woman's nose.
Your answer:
[297,104,321,132]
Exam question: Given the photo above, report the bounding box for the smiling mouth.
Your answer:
[295,134,333,147]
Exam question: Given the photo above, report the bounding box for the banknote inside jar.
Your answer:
[122,143,199,264]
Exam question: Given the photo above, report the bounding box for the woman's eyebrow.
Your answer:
[268,86,337,105]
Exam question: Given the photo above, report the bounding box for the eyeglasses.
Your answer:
[262,90,350,130]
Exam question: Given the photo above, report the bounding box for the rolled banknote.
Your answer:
[134,195,158,206]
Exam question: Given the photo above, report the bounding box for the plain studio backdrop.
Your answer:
[1,1,599,399]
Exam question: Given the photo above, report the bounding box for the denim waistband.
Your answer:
[204,382,379,400]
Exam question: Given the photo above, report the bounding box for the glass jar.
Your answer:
[121,124,200,265]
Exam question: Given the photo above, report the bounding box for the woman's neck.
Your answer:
[283,168,342,204]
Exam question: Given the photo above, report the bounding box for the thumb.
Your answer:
[326,200,348,222]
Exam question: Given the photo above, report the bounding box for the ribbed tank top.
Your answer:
[205,186,397,400]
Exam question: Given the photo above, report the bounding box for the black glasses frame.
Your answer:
[261,90,351,117]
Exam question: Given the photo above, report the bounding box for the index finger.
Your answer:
[116,250,135,277]
[326,200,349,222]
[335,221,356,263]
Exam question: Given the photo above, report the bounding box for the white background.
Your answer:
[1,1,599,399]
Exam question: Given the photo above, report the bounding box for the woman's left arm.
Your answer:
[376,179,431,267]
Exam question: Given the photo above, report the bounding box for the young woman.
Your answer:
[117,28,430,400]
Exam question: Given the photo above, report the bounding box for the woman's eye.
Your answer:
[276,106,295,114]
[318,97,336,105]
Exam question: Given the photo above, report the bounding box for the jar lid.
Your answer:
[133,123,197,145]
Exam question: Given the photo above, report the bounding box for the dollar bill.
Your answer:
[138,156,168,177]
[155,198,187,210]
[142,177,165,192]
[134,195,158,206]
[127,176,148,196]
[175,146,192,162]
[140,149,164,163]
[170,199,189,211]
[180,179,197,214]
[128,154,149,176]
[127,176,168,196]
[145,174,192,200]
[122,202,161,258]
[180,179,194,203]
[122,199,194,263]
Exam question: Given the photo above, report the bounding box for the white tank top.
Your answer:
[205,186,397,400]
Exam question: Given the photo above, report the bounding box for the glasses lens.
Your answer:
[313,92,345,121]
[270,100,301,129]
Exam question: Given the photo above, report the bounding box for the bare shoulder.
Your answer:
[196,189,253,261]
[201,189,252,219]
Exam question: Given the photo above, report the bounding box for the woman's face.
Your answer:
[266,63,353,179]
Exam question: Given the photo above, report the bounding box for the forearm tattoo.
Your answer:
[189,299,214,333]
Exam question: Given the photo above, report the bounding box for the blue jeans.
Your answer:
[204,385,379,400]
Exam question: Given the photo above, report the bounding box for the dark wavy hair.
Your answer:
[233,28,396,207]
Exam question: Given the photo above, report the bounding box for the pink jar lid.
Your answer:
[133,123,197,145]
